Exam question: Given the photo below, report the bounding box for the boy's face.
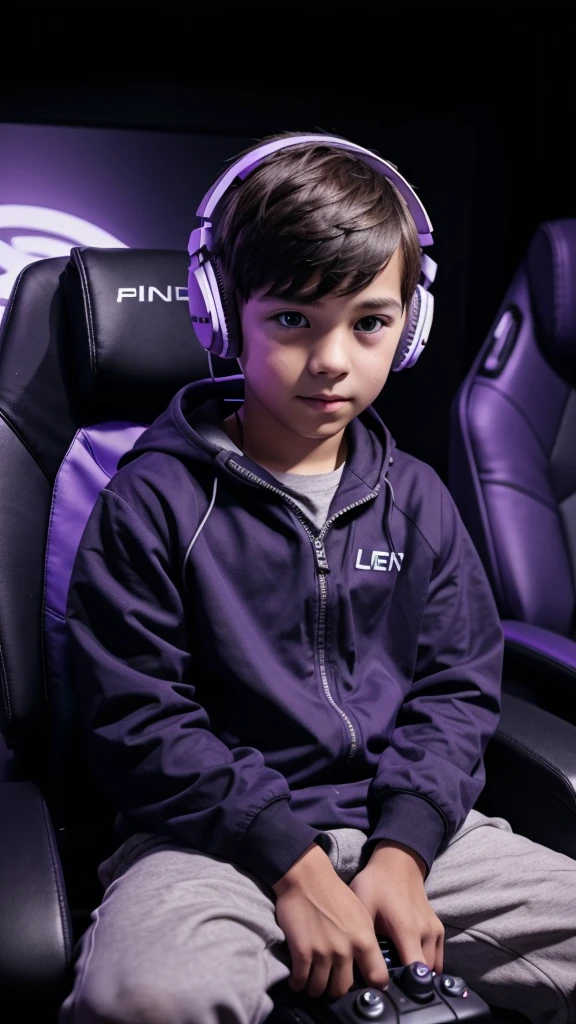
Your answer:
[237,247,407,441]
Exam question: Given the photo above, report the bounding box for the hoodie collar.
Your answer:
[121,375,396,498]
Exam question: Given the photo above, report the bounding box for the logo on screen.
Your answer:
[0,205,128,326]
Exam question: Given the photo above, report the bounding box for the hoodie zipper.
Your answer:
[228,458,380,763]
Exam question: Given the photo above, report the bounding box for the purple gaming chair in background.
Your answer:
[1,247,576,1017]
[449,219,576,725]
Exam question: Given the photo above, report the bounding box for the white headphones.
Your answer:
[188,134,437,370]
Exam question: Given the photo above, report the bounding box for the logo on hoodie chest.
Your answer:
[355,549,405,572]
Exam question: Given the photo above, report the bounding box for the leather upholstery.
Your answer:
[449,220,576,718]
[0,782,72,1007]
[62,247,210,421]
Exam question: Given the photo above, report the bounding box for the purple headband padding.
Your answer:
[197,135,433,247]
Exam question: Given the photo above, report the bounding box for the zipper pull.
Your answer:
[313,537,330,572]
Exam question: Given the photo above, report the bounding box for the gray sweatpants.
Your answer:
[58,809,576,1024]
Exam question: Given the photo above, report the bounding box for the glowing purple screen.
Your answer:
[0,123,252,325]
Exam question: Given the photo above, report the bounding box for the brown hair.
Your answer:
[213,132,422,311]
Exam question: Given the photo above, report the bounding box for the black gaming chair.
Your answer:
[1,248,576,1020]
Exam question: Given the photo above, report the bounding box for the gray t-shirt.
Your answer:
[193,415,344,531]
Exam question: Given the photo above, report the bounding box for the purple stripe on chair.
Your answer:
[43,421,147,693]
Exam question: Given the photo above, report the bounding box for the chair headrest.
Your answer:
[0,255,77,480]
[62,247,216,421]
[527,219,576,384]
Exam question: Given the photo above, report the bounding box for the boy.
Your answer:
[59,134,576,1024]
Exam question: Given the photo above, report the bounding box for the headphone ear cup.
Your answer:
[188,247,243,359]
[392,285,434,372]
[188,258,221,353]
[209,257,243,361]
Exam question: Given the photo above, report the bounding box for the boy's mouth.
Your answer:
[295,389,350,409]
[298,394,350,411]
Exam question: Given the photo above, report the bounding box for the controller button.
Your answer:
[440,975,468,997]
[355,989,386,1018]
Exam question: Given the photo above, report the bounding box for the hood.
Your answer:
[118,375,397,492]
[118,374,399,566]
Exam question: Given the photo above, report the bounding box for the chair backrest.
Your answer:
[449,219,576,639]
[0,246,233,829]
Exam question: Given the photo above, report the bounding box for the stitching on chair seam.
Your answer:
[40,429,78,706]
[40,794,73,963]
[0,408,50,480]
[477,475,559,513]
[73,252,98,396]
[472,380,550,462]
[82,429,117,478]
[495,730,576,813]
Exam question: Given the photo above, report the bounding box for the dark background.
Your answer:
[0,3,573,483]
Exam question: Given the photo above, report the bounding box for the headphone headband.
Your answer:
[196,134,433,247]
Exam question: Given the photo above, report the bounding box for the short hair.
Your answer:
[213,132,422,311]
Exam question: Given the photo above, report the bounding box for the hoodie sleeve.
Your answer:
[66,486,323,888]
[365,479,504,876]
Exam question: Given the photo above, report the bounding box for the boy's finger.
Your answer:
[289,953,313,991]
[433,934,444,976]
[325,958,356,999]
[305,959,332,999]
[422,935,438,970]
[390,931,425,968]
[356,939,390,990]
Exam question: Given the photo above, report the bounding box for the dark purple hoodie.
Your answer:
[67,375,503,886]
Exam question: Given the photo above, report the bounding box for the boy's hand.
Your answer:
[349,840,444,974]
[273,842,389,1000]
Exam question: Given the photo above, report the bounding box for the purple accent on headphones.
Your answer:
[195,134,433,247]
[421,253,437,286]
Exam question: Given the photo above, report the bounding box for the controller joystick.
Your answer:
[397,962,435,1002]
[354,989,387,1019]
[439,974,468,997]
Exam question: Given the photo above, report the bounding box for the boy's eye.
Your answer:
[272,312,391,332]
[355,315,389,334]
[275,312,310,329]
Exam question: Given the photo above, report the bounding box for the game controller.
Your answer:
[269,937,491,1024]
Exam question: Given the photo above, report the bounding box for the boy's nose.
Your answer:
[307,334,351,376]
